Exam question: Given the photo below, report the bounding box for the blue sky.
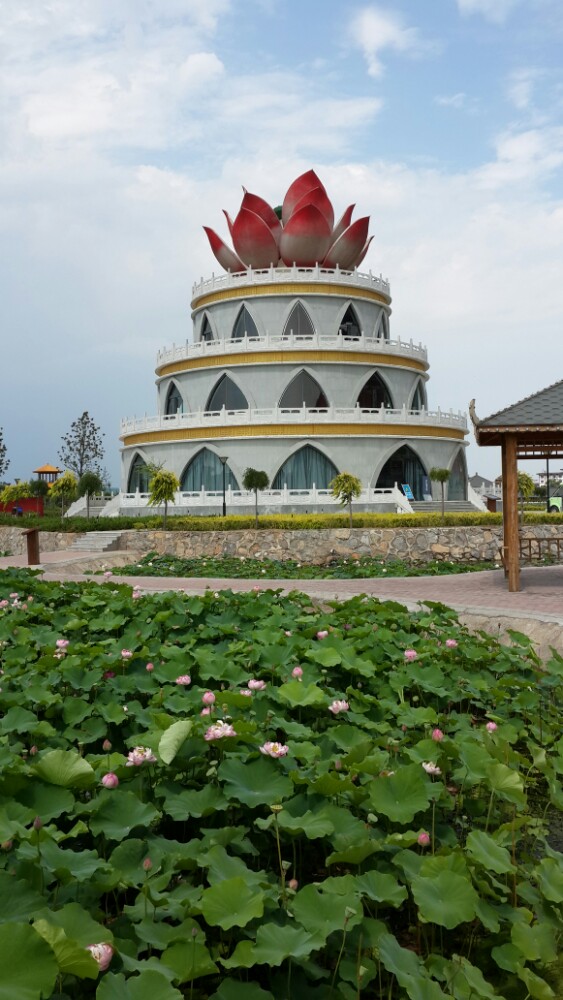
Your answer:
[2,0,563,484]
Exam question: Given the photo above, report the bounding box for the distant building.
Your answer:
[33,464,62,487]
[536,468,563,487]
[469,472,496,495]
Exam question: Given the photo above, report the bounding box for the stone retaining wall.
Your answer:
[1,523,562,565]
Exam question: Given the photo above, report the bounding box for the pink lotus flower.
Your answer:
[260,741,289,758]
[422,761,441,776]
[240,688,252,697]
[0,600,8,608]
[204,170,373,272]
[56,638,69,649]
[202,691,216,705]
[445,639,458,648]
[103,670,116,680]
[142,857,153,871]
[204,721,237,741]
[102,739,112,752]
[431,728,444,742]
[248,678,266,691]
[86,942,114,971]
[316,630,329,640]
[284,630,292,637]
[288,878,299,891]
[101,772,119,788]
[201,706,211,716]
[486,721,498,732]
[176,674,191,686]
[329,699,349,714]
[404,649,417,662]
[146,662,154,672]
[121,649,132,660]
[292,666,303,679]
[126,746,157,766]
[417,831,431,847]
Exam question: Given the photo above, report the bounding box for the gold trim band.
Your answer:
[122,423,466,446]
[157,349,428,378]
[192,281,390,311]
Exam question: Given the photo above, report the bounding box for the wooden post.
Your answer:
[501,440,508,578]
[504,434,520,592]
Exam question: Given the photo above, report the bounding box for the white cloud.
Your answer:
[435,92,467,109]
[456,0,521,23]
[349,6,424,77]
[477,126,563,187]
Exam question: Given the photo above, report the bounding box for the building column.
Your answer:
[502,434,520,592]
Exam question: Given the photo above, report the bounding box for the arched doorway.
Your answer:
[376,445,426,500]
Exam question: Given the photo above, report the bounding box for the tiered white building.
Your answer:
[120,172,468,513]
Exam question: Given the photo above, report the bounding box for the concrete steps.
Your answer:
[410,501,480,514]
[68,531,123,552]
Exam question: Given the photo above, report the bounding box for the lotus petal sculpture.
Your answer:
[203,170,373,273]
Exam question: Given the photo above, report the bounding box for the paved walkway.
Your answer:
[1,549,562,623]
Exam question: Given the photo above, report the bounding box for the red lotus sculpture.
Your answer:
[203,169,373,272]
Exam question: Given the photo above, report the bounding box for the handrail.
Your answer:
[191,264,391,303]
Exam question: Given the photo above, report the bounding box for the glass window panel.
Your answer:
[232,306,259,340]
[181,449,239,491]
[165,383,183,415]
[200,316,214,342]
[448,450,467,501]
[338,305,361,338]
[282,303,315,338]
[127,455,150,493]
[206,374,249,411]
[357,373,393,409]
[376,445,426,500]
[272,445,338,489]
[279,371,328,409]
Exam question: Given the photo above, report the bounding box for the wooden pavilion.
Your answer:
[470,380,563,592]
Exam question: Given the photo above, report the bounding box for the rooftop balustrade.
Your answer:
[191,264,391,303]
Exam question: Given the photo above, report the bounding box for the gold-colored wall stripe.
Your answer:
[157,350,427,378]
[192,282,390,311]
[122,424,466,446]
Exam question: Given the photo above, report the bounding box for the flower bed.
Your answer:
[0,568,561,999]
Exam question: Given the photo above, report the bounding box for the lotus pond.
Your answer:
[115,553,498,580]
[0,568,562,1000]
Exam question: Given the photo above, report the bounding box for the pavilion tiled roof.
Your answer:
[33,464,62,473]
[479,380,563,428]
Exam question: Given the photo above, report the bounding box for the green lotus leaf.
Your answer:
[34,902,114,946]
[0,707,39,734]
[160,941,218,983]
[161,784,228,820]
[355,870,408,906]
[411,871,479,929]
[516,965,555,1000]
[218,756,293,807]
[16,783,75,822]
[491,942,521,973]
[444,955,501,1000]
[292,885,363,940]
[33,919,99,978]
[0,922,58,1000]
[87,792,160,840]
[369,765,433,822]
[203,845,265,887]
[33,839,109,881]
[276,807,334,838]
[33,748,96,789]
[199,877,264,930]
[0,800,35,840]
[376,932,450,1000]
[0,873,45,923]
[466,830,515,874]
[209,979,275,1000]
[536,857,563,902]
[306,645,342,667]
[97,970,183,999]
[158,720,193,764]
[511,920,558,963]
[276,680,326,706]
[486,762,526,806]
[222,922,322,969]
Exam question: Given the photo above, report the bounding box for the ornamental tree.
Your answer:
[429,467,450,523]
[58,412,105,478]
[50,471,78,518]
[330,472,362,528]
[242,468,269,528]
[0,427,9,482]
[78,471,103,519]
[147,468,179,528]
[0,481,32,506]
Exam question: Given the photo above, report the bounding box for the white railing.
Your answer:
[121,404,467,436]
[191,264,391,303]
[120,485,412,514]
[156,330,427,369]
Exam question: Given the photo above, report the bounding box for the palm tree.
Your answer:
[429,467,450,522]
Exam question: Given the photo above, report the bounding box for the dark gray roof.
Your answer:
[480,379,563,427]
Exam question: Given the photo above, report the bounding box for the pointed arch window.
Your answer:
[232,305,259,340]
[448,450,467,501]
[180,449,239,492]
[272,445,338,490]
[411,380,426,411]
[127,455,150,493]
[377,313,389,340]
[279,371,328,409]
[282,302,315,339]
[200,315,214,343]
[165,382,183,415]
[206,374,249,411]
[376,445,426,500]
[338,304,361,339]
[357,372,393,410]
